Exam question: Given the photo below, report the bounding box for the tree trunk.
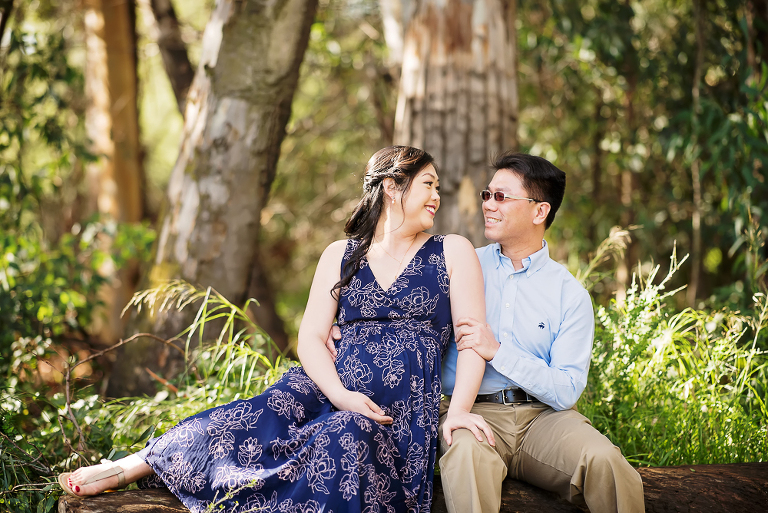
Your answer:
[589,92,603,246]
[246,245,289,357]
[379,0,410,67]
[615,2,639,305]
[147,0,194,111]
[109,0,318,397]
[687,0,706,307]
[84,0,144,346]
[0,0,13,52]
[394,0,518,246]
[748,0,768,83]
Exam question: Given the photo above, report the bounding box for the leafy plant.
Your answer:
[579,248,768,465]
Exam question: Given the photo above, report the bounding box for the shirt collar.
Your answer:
[492,240,550,277]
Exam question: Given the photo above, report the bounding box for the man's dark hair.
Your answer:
[491,152,566,229]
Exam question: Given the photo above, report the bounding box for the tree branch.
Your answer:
[148,0,194,112]
[63,332,190,452]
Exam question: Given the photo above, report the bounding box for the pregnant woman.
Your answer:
[59,145,491,513]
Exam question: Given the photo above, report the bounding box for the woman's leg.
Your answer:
[67,454,154,496]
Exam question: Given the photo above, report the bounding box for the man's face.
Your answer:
[482,169,539,244]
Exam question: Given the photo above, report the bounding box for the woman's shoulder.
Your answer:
[441,234,475,254]
[317,239,351,267]
[439,234,479,273]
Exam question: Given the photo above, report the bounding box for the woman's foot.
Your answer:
[58,455,153,497]
[64,460,123,496]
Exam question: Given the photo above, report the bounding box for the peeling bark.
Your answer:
[110,0,318,397]
[394,0,518,246]
[379,0,413,67]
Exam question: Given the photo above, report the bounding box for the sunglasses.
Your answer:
[480,190,542,203]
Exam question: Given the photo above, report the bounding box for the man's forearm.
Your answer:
[490,344,587,410]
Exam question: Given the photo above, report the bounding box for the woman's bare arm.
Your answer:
[442,235,495,446]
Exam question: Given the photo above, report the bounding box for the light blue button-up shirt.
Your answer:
[442,240,594,411]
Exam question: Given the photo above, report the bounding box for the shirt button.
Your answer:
[500,365,506,370]
[505,303,510,308]
[503,332,508,337]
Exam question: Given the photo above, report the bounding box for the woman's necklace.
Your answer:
[373,234,418,273]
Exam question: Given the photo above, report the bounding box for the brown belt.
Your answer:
[475,388,539,405]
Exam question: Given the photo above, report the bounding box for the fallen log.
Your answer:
[57,489,186,513]
[58,463,768,513]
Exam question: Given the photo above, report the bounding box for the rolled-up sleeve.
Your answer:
[490,287,594,411]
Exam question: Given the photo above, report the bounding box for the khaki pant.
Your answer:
[438,399,644,513]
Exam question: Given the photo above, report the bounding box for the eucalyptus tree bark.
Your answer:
[148,0,194,111]
[109,0,317,397]
[393,0,518,246]
[379,0,412,67]
[84,0,144,345]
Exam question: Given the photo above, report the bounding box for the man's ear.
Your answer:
[532,202,551,226]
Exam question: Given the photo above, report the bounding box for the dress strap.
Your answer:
[340,238,360,273]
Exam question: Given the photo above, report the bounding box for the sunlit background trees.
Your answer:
[1,0,766,510]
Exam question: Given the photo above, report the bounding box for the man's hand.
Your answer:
[455,317,500,361]
[332,390,393,425]
[441,408,496,447]
[325,324,341,360]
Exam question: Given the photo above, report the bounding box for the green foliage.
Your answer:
[580,249,768,465]
[72,282,289,465]
[2,281,292,512]
[0,15,155,512]
[0,395,56,512]
[518,0,768,304]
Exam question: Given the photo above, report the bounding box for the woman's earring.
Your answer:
[392,197,395,204]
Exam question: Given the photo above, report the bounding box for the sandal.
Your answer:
[58,459,126,497]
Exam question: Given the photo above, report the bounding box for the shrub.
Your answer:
[579,249,768,465]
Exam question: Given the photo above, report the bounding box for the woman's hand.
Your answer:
[332,390,393,425]
[441,408,496,446]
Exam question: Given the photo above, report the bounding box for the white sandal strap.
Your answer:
[101,459,125,487]
[84,460,126,489]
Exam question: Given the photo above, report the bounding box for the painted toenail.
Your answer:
[75,486,80,492]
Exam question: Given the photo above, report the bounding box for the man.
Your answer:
[438,152,644,512]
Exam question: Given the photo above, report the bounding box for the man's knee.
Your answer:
[581,437,642,494]
[585,439,631,470]
[439,428,507,513]
[440,428,501,469]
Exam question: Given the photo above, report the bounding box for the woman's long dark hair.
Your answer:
[332,146,436,296]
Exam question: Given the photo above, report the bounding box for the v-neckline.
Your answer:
[365,235,434,293]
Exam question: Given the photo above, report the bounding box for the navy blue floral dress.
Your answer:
[137,235,452,513]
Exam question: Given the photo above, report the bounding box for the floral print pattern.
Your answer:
[138,235,451,513]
